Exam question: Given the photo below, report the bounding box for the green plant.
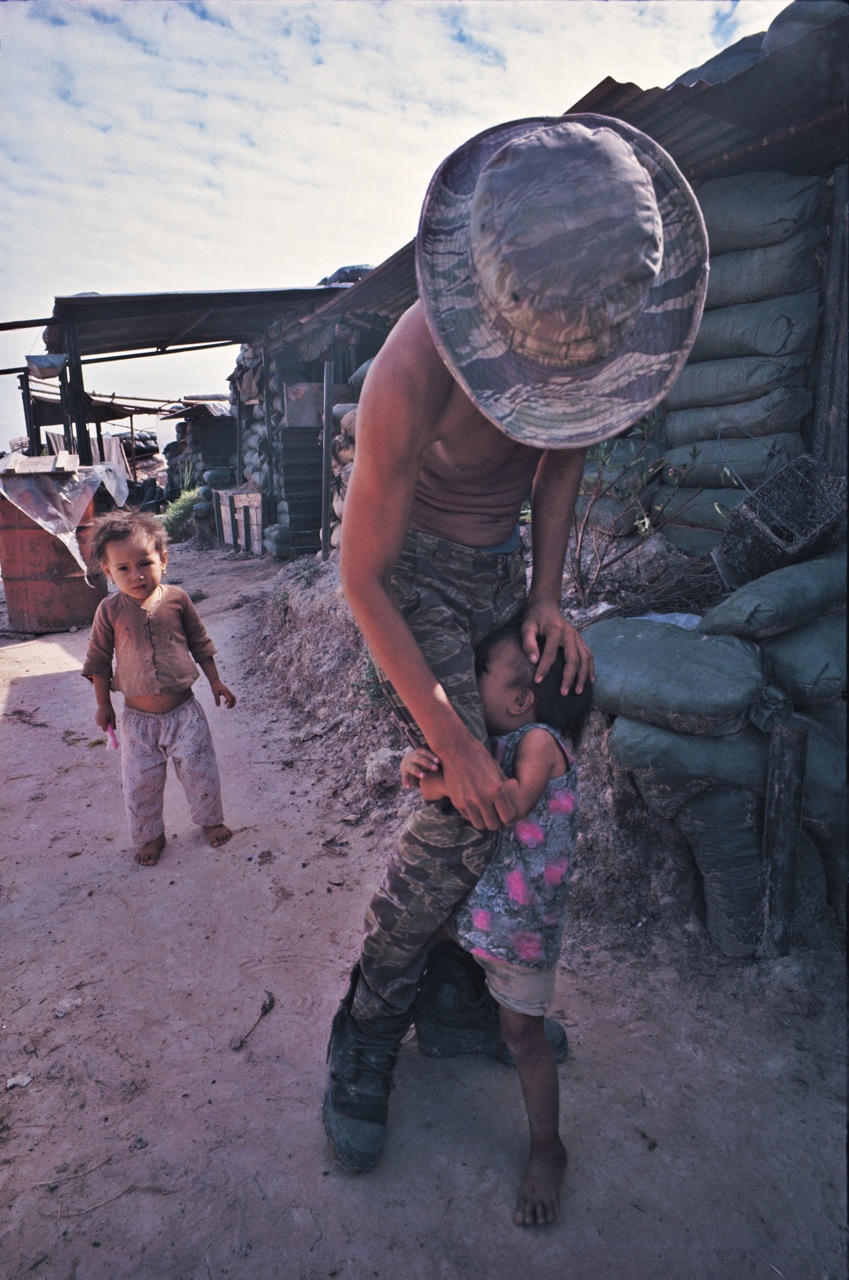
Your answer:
[351,656,384,706]
[162,487,200,541]
[292,556,321,587]
[174,456,196,491]
[564,415,703,606]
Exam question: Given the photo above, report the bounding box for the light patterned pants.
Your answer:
[120,696,224,846]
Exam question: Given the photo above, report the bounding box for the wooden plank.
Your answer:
[759,715,809,957]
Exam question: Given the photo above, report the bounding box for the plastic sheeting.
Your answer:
[0,460,127,575]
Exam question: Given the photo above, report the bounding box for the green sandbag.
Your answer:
[574,493,648,537]
[659,526,722,556]
[651,486,746,531]
[671,788,826,957]
[663,433,804,489]
[695,172,822,254]
[611,713,845,839]
[662,387,813,448]
[672,787,763,957]
[704,228,823,311]
[665,354,807,410]
[803,699,846,745]
[585,618,765,736]
[610,717,769,816]
[760,612,846,707]
[580,435,664,498]
[697,545,846,639]
[688,292,820,363]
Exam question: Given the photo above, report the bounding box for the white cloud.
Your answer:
[0,0,791,446]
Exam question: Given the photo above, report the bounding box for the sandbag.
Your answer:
[663,432,804,489]
[580,435,664,497]
[803,699,846,746]
[348,358,373,392]
[202,468,235,488]
[664,354,807,409]
[662,387,813,448]
[760,612,846,708]
[697,545,846,639]
[656,526,722,556]
[610,717,769,815]
[694,173,822,254]
[672,787,763,956]
[688,292,820,363]
[704,229,823,310]
[611,713,844,840]
[574,493,650,537]
[585,618,765,735]
[651,486,746,531]
[672,788,826,956]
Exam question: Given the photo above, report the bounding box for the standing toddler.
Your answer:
[401,615,592,1227]
[82,511,235,865]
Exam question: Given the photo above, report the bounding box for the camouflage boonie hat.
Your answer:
[415,115,709,448]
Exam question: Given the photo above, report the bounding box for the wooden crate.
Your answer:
[214,489,263,554]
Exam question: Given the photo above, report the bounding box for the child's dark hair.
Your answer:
[474,616,593,746]
[90,510,168,568]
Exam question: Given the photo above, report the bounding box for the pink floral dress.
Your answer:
[453,723,578,969]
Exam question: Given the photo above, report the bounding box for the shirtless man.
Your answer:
[322,114,708,1212]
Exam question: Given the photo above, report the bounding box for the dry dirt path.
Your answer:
[1,543,845,1280]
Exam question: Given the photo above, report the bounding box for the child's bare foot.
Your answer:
[135,834,166,866]
[514,1139,567,1227]
[204,824,232,848]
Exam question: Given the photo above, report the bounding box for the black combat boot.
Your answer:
[322,966,411,1172]
[413,940,569,1065]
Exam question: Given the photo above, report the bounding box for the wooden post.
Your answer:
[235,401,244,487]
[229,494,239,552]
[63,320,93,466]
[759,715,809,957]
[18,372,42,457]
[128,413,138,482]
[213,492,224,548]
[320,354,334,562]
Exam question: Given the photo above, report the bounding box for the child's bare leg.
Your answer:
[135,833,166,866]
[499,1005,567,1227]
[204,824,232,848]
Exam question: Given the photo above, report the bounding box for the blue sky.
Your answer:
[0,0,789,450]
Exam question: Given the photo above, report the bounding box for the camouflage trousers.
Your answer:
[354,527,527,1022]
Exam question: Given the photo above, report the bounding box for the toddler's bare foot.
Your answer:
[514,1139,567,1227]
[135,834,166,866]
[204,823,232,848]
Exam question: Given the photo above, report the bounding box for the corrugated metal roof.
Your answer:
[41,287,346,359]
[288,10,847,360]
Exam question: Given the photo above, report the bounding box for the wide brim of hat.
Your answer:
[415,114,709,449]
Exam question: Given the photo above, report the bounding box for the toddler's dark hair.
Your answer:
[474,616,593,746]
[90,510,168,568]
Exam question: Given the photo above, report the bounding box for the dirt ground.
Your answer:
[1,540,845,1280]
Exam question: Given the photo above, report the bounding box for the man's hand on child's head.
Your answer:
[400,748,441,789]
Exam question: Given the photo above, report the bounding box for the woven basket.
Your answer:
[712,454,847,589]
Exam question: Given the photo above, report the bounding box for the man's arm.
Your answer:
[522,447,594,695]
[340,304,517,831]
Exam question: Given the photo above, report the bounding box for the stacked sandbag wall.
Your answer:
[653,171,826,555]
[317,358,372,555]
[588,543,846,957]
[223,341,345,558]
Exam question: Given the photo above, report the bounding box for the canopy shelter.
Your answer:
[1,286,345,463]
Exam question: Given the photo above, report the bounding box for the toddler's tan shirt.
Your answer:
[81,585,217,697]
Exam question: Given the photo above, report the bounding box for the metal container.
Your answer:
[0,495,107,633]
